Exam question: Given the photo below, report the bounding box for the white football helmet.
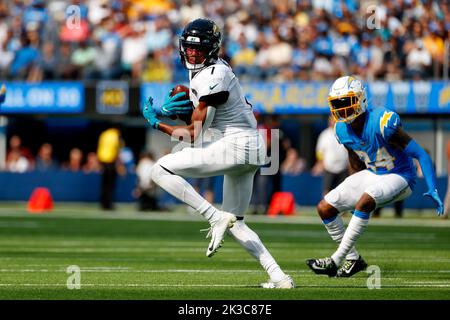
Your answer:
[328,76,368,123]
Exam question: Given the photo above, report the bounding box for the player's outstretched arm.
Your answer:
[346,146,366,174]
[388,128,444,215]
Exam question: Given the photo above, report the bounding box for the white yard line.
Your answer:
[0,268,449,274]
[0,210,448,228]
[0,283,449,288]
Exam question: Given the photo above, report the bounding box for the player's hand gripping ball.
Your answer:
[165,85,194,123]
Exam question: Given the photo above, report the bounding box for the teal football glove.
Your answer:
[160,92,193,116]
[142,97,161,129]
[423,189,444,216]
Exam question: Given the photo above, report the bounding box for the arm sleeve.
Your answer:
[404,139,437,192]
[199,91,229,106]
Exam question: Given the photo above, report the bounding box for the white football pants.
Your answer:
[325,169,412,212]
[153,133,266,216]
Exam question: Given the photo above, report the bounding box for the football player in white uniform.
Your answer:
[142,19,294,289]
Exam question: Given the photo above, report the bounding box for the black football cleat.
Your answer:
[336,256,368,278]
[306,257,338,277]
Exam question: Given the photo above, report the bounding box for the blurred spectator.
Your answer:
[63,147,83,172]
[83,152,102,173]
[56,42,79,79]
[0,35,14,78]
[311,115,349,196]
[121,24,147,79]
[135,151,159,211]
[22,0,49,33]
[5,149,30,173]
[37,42,57,79]
[119,146,135,173]
[35,143,58,171]
[141,50,172,82]
[423,24,445,64]
[406,40,432,79]
[179,0,205,25]
[97,126,122,210]
[9,35,40,80]
[293,39,314,79]
[281,147,306,175]
[312,53,335,80]
[6,134,34,167]
[0,0,446,81]
[90,17,122,79]
[231,33,257,80]
[71,41,96,78]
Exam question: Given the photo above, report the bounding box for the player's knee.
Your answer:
[151,163,168,184]
[317,200,338,220]
[355,193,376,213]
[150,164,162,183]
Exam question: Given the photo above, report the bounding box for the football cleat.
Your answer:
[306,257,338,277]
[203,212,237,257]
[336,256,368,278]
[261,275,296,289]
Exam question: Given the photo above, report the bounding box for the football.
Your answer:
[170,84,190,99]
[169,84,193,123]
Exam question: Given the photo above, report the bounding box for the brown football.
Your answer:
[170,84,190,99]
[169,84,193,123]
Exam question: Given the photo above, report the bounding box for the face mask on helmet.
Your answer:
[180,40,211,70]
[328,93,363,123]
[179,19,221,71]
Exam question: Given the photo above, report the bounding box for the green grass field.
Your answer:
[0,203,449,300]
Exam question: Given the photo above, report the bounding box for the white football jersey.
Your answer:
[189,58,257,137]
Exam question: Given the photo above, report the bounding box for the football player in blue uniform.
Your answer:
[306,76,444,277]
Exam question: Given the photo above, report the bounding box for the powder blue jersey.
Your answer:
[335,107,417,188]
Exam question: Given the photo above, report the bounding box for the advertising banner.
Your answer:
[0,82,84,114]
[141,81,450,114]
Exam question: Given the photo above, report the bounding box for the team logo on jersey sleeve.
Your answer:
[380,111,393,137]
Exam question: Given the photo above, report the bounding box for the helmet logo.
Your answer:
[186,36,200,43]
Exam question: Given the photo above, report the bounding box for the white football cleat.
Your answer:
[204,211,237,257]
[261,275,295,289]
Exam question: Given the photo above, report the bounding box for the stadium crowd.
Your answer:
[0,0,448,83]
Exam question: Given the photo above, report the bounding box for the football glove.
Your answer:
[423,189,444,216]
[142,97,161,129]
[159,92,193,116]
